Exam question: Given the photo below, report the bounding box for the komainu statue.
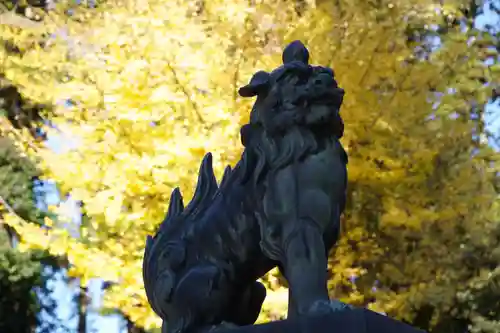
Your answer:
[142,40,348,333]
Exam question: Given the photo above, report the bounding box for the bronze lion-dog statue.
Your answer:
[143,40,349,333]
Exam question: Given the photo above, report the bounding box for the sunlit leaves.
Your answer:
[1,0,499,331]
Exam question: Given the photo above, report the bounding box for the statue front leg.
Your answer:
[259,220,333,316]
[280,219,332,315]
[280,219,353,316]
[261,165,351,317]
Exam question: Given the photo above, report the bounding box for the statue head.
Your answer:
[238,40,344,141]
[237,41,345,183]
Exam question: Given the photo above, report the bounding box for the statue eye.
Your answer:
[315,74,334,86]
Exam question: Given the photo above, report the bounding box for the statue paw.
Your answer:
[308,299,353,315]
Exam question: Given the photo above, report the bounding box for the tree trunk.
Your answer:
[76,282,88,333]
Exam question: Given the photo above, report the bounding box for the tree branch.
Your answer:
[165,60,205,124]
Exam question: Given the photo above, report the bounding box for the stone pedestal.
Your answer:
[220,309,425,333]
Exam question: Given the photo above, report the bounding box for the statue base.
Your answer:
[219,308,426,333]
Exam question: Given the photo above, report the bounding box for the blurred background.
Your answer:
[0,0,499,332]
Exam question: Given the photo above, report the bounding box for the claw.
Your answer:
[307,299,353,316]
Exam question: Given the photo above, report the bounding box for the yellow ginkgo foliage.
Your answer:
[1,0,499,331]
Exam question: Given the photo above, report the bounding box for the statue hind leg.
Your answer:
[224,281,267,326]
[195,281,267,333]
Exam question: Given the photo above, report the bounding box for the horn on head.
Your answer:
[282,40,309,65]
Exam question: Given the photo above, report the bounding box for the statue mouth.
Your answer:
[304,87,344,109]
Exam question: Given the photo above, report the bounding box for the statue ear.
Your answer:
[238,71,271,97]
